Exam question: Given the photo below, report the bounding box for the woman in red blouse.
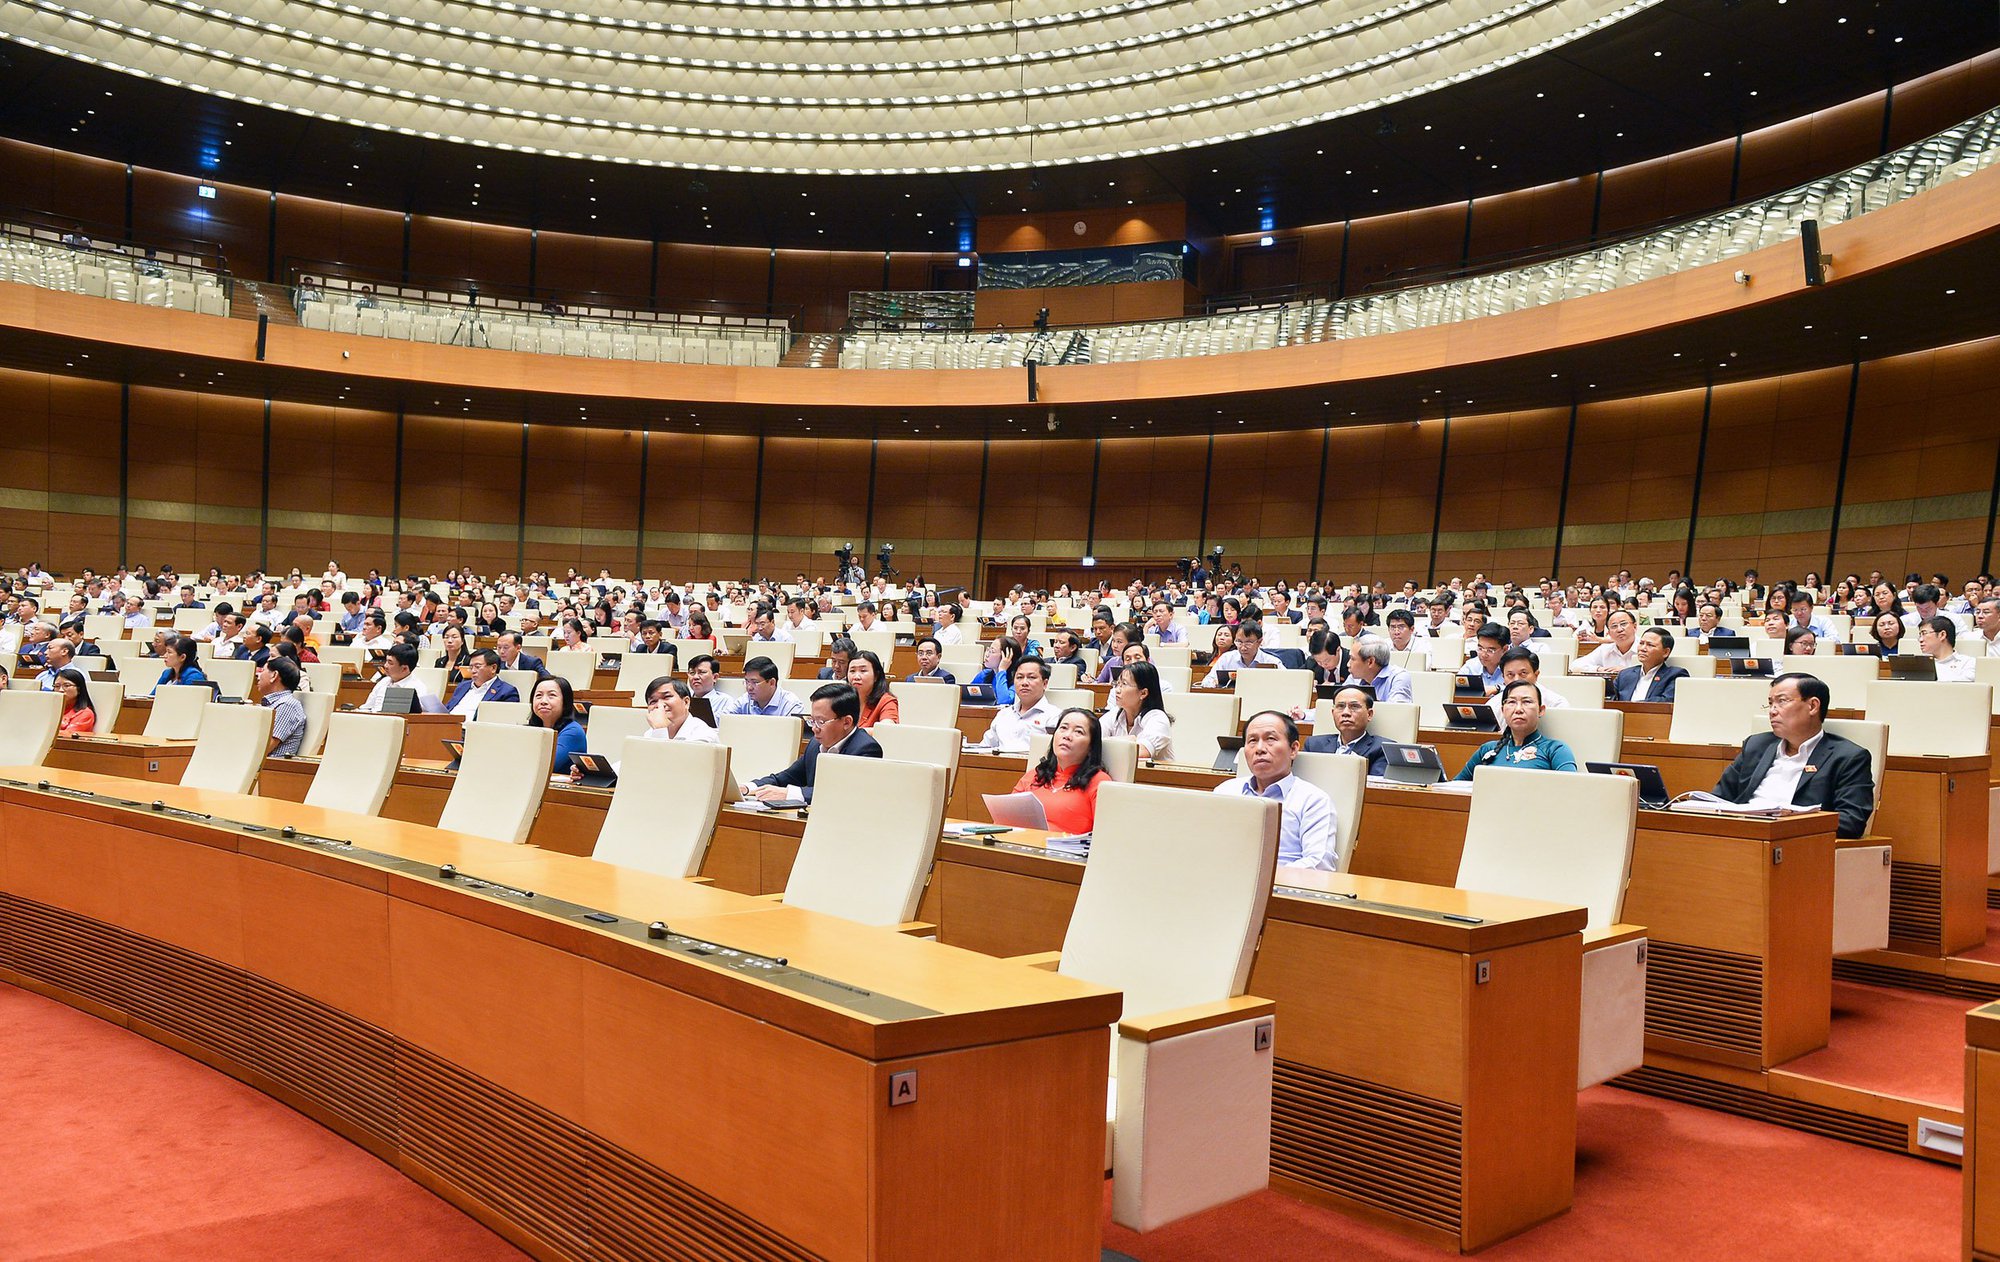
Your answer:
[53,668,97,735]
[847,650,900,728]
[1008,707,1111,836]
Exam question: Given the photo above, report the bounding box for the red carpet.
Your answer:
[0,982,1963,1261]
[1775,980,1969,1108]
[1944,907,2000,964]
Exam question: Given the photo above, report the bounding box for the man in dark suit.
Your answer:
[444,649,522,716]
[1611,627,1690,703]
[1303,683,1388,777]
[904,636,957,685]
[494,631,546,677]
[749,682,883,804]
[1712,672,1874,838]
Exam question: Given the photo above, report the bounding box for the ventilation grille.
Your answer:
[1615,1065,1908,1153]
[1833,958,2000,1001]
[1272,1057,1463,1234]
[1643,940,1764,1056]
[1889,861,1944,948]
[1,895,819,1261]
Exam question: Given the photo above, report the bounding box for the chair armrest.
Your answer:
[1836,835,1890,851]
[892,921,936,938]
[751,892,786,903]
[1003,950,1063,971]
[1118,995,1275,1043]
[1582,922,1647,951]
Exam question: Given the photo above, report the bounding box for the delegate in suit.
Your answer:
[1303,682,1390,776]
[748,681,884,803]
[1710,672,1874,838]
[1610,628,1689,703]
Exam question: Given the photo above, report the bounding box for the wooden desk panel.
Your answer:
[43,733,194,782]
[0,766,1116,1262]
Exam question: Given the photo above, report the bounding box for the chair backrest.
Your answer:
[0,691,61,766]
[297,690,337,757]
[437,722,557,843]
[1102,736,1140,782]
[1409,669,1454,727]
[496,668,541,701]
[888,679,961,729]
[742,641,797,678]
[203,657,254,698]
[1784,654,1875,711]
[1424,636,1464,672]
[1233,668,1315,716]
[1537,674,1604,709]
[89,680,123,733]
[848,628,895,660]
[1163,691,1238,764]
[584,704,652,755]
[1821,718,1888,833]
[1354,700,1419,743]
[783,755,948,926]
[1668,653,1717,678]
[1292,750,1366,873]
[1458,766,1638,930]
[407,666,448,699]
[302,661,343,696]
[1059,782,1279,1018]
[593,737,727,878]
[1047,661,1080,689]
[473,699,532,724]
[1537,707,1624,767]
[319,644,364,668]
[547,649,600,692]
[1667,678,1770,745]
[1045,687,1093,713]
[717,713,805,783]
[144,683,213,739]
[179,703,275,795]
[870,723,963,795]
[1976,659,2000,714]
[83,613,124,642]
[1865,681,1993,757]
[303,713,406,816]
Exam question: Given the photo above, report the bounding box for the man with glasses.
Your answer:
[1710,673,1874,838]
[747,681,882,803]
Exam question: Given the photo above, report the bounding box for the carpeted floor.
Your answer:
[1775,979,1969,1108]
[1,982,1963,1261]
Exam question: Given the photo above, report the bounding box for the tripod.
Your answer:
[446,290,489,348]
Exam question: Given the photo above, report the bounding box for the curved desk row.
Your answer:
[0,766,1118,1262]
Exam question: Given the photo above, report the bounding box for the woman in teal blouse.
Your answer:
[1454,680,1579,780]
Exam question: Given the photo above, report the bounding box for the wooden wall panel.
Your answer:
[534,231,654,306]
[979,439,1094,562]
[123,384,199,570]
[0,139,126,233]
[869,439,983,591]
[755,437,872,581]
[1342,203,1467,293]
[1735,94,1885,204]
[520,424,644,575]
[192,394,265,566]
[131,168,269,279]
[642,431,758,579]
[772,249,889,334]
[1432,408,1568,584]
[1886,49,2000,149]
[1559,390,1704,583]
[266,400,397,573]
[1091,435,1208,565]
[1596,139,1737,236]
[976,204,1186,254]
[41,374,122,572]
[1688,366,1851,582]
[1207,430,1323,579]
[1317,420,1445,585]
[407,217,531,289]
[655,244,779,313]
[397,415,522,576]
[275,195,405,281]
[1467,179,1597,262]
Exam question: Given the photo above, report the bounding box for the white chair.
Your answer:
[1864,681,1993,756]
[203,658,254,699]
[1784,654,1875,711]
[1233,668,1315,717]
[1424,635,1464,672]
[0,691,61,766]
[302,661,343,697]
[1409,669,1454,728]
[179,703,275,795]
[1291,750,1366,873]
[889,680,961,730]
[144,683,212,739]
[303,713,406,817]
[1041,781,1279,1232]
[546,650,600,692]
[296,690,337,757]
[1539,708,1624,767]
[1538,674,1605,709]
[87,679,122,734]
[1821,718,1891,956]
[593,737,728,878]
[1667,679,1771,745]
[498,669,541,700]
[473,699,532,724]
[741,641,797,678]
[1102,736,1141,783]
[584,704,652,756]
[717,713,805,783]
[1668,654,1718,679]
[1363,701,1420,744]
[614,654,678,697]
[1162,692,1238,766]
[1458,766,1643,1090]
[779,755,948,927]
[436,722,557,844]
[1046,687,1094,713]
[870,723,964,796]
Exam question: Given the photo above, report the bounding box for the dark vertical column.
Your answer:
[634,429,650,580]
[390,408,404,575]
[259,398,272,570]
[1334,221,1351,299]
[1459,199,1474,265]
[527,228,538,297]
[748,434,766,577]
[766,248,778,318]
[1084,438,1102,558]
[516,420,531,574]
[265,191,278,283]
[1879,83,1896,156]
[400,212,412,284]
[862,437,879,560]
[117,382,130,566]
[1550,403,1579,579]
[1825,361,1863,574]
[1308,426,1331,580]
[972,438,991,596]
[1684,386,1715,576]
[1196,433,1215,554]
[1981,438,2000,576]
[1588,171,1604,238]
[1425,417,1451,588]
[1728,133,1744,203]
[648,239,660,306]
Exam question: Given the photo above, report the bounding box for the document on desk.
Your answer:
[1665,790,1814,819]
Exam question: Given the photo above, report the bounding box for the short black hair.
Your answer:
[916,636,941,653]
[811,681,861,721]
[1498,679,1543,705]
[687,653,719,674]
[1923,615,1957,646]
[1643,626,1677,652]
[1242,709,1300,744]
[384,642,419,670]
[1010,654,1049,684]
[1385,608,1414,628]
[1771,672,1831,720]
[470,648,501,668]
[1235,621,1265,641]
[263,655,300,691]
[1497,645,1538,670]
[743,655,781,683]
[1327,683,1374,709]
[1475,621,1508,647]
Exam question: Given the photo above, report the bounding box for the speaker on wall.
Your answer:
[1027,361,1038,402]
[1801,219,1826,286]
[255,313,269,360]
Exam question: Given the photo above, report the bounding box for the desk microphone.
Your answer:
[647,921,668,939]
[438,864,457,880]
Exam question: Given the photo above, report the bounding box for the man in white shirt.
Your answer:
[783,597,818,636]
[747,606,793,643]
[1199,622,1284,687]
[932,602,965,646]
[684,653,737,717]
[852,601,881,633]
[1212,710,1338,870]
[1383,609,1419,653]
[359,643,445,713]
[977,657,1058,752]
[1920,616,1977,682]
[1973,597,2000,656]
[121,595,152,632]
[1572,609,1641,674]
[354,610,394,651]
[1418,596,1459,641]
[1489,648,1570,714]
[734,656,806,718]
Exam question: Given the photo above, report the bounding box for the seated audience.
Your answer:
[1919,616,1976,680]
[1304,683,1388,776]
[977,657,1058,752]
[155,636,209,689]
[1572,609,1640,674]
[736,655,807,718]
[905,636,956,683]
[969,636,1021,705]
[1212,710,1338,870]
[445,649,520,715]
[846,651,899,727]
[52,667,96,735]
[1488,647,1569,714]
[640,676,719,743]
[1008,708,1112,834]
[358,643,445,713]
[1454,681,1578,778]
[256,656,308,757]
[1105,661,1173,761]
[748,682,883,803]
[1710,673,1874,838]
[1612,628,1687,702]
[531,675,588,774]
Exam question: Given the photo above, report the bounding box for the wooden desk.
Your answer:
[42,732,195,782]
[0,766,1118,1262]
[1968,1001,2000,1261]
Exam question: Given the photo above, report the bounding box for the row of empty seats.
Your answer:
[0,232,229,317]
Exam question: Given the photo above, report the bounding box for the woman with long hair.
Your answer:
[846,651,900,727]
[1008,707,1110,835]
[530,675,588,773]
[433,623,472,684]
[1105,662,1173,761]
[970,636,1020,705]
[53,667,96,734]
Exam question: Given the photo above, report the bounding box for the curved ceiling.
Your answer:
[4,0,1653,173]
[0,1,1994,247]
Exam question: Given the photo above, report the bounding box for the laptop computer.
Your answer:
[1836,642,1880,656]
[380,685,419,715]
[1727,657,1776,678]
[1213,732,1245,772]
[1885,655,1939,681]
[1709,640,1752,660]
[569,751,618,789]
[960,682,998,705]
[1587,761,1671,810]
[1444,702,1500,731]
[440,738,465,772]
[982,792,1050,830]
[1380,742,1446,786]
[1453,674,1489,698]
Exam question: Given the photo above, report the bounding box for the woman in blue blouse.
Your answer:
[155,635,209,689]
[529,675,588,773]
[1453,680,1578,780]
[969,635,1019,706]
